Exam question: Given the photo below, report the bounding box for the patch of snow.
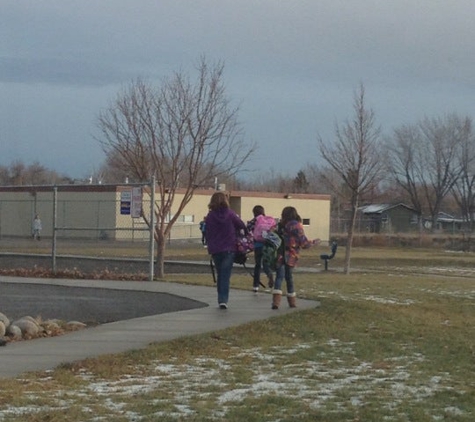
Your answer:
[0,341,466,421]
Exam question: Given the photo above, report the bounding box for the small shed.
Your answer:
[359,203,420,233]
[430,212,469,233]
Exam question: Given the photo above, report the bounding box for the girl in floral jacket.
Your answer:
[272,206,319,309]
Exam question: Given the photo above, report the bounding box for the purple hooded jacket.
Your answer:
[205,207,246,255]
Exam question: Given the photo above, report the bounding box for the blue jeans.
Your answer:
[212,251,235,304]
[274,264,294,294]
[253,246,271,288]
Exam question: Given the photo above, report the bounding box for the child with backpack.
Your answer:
[271,206,320,309]
[247,205,276,292]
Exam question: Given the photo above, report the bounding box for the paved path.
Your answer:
[0,276,319,379]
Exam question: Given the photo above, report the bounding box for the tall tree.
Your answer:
[450,117,475,230]
[293,170,309,193]
[96,57,255,277]
[318,84,384,274]
[387,114,466,231]
[386,125,424,215]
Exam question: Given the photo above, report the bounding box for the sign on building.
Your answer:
[131,187,143,218]
[120,191,131,215]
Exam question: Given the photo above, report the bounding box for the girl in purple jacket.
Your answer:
[205,192,247,309]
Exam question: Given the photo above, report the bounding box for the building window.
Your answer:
[302,218,310,226]
[165,214,194,223]
[183,215,194,223]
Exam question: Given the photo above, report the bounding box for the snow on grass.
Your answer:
[0,340,465,421]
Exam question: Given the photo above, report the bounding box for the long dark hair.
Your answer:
[280,206,301,226]
[208,192,229,211]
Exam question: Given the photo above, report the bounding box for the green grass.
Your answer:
[0,245,474,421]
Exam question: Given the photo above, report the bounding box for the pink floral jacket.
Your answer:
[280,220,313,267]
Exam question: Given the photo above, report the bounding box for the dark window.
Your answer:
[302,218,310,226]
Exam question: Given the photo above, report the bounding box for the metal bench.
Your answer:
[320,242,337,271]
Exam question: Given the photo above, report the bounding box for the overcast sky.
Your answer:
[1,0,475,181]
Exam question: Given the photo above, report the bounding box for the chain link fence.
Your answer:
[0,181,156,279]
[331,216,471,235]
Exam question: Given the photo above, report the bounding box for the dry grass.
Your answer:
[0,245,474,421]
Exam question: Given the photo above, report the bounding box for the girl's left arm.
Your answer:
[295,223,312,249]
[233,212,247,233]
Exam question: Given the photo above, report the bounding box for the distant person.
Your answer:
[247,205,275,292]
[272,206,320,310]
[199,216,207,247]
[32,214,42,241]
[205,192,247,309]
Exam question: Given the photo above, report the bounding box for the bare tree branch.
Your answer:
[96,57,255,277]
[387,114,467,230]
[318,83,384,274]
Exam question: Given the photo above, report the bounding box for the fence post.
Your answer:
[149,177,155,281]
[52,186,58,274]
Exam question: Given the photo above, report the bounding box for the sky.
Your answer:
[1,0,475,181]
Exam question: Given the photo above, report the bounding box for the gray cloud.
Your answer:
[2,0,475,179]
[0,56,132,86]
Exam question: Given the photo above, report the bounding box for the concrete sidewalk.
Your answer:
[0,276,319,379]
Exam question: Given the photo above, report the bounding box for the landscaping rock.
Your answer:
[6,324,22,340]
[20,316,40,327]
[0,310,88,344]
[12,318,40,338]
[0,312,9,328]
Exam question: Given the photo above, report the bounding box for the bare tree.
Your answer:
[293,170,309,193]
[386,125,424,216]
[8,161,26,185]
[0,160,68,186]
[300,163,327,194]
[96,57,255,277]
[318,84,384,274]
[450,117,475,230]
[387,114,466,231]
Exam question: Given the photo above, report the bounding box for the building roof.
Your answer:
[436,212,466,223]
[359,203,418,214]
[0,184,331,200]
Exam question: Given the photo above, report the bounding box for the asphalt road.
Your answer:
[0,282,207,324]
[0,252,253,326]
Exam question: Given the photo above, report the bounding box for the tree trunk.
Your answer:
[344,203,358,274]
[155,229,166,279]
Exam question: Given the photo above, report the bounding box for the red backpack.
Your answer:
[253,215,276,242]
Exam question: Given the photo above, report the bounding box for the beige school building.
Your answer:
[0,185,331,243]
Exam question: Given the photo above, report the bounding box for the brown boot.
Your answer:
[287,293,297,308]
[271,290,282,310]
